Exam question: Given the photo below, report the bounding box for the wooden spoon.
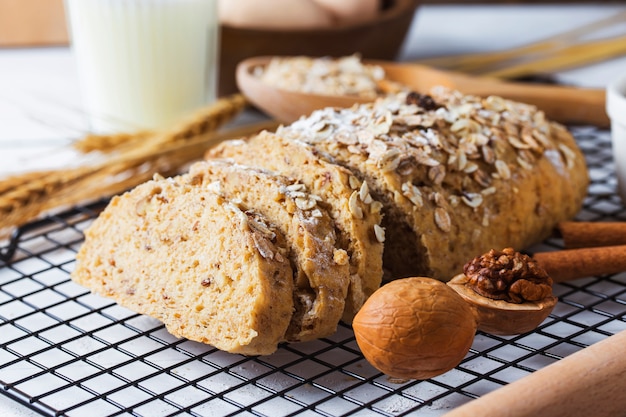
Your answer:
[236,56,608,127]
[447,245,626,336]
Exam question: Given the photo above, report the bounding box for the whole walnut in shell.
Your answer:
[352,277,477,380]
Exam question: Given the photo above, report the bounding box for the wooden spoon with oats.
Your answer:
[237,56,607,127]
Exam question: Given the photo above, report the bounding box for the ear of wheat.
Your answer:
[0,93,278,238]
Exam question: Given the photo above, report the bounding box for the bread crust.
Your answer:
[277,88,589,280]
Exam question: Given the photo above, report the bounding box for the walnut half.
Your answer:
[448,248,557,335]
[463,248,553,304]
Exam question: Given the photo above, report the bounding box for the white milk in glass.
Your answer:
[65,0,219,134]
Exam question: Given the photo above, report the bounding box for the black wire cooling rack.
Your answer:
[1,126,625,417]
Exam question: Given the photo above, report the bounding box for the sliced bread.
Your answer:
[186,160,351,341]
[71,175,294,355]
[207,131,384,321]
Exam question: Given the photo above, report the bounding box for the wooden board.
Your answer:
[0,0,68,47]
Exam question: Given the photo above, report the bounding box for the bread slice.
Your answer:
[186,160,351,341]
[277,88,589,281]
[71,175,294,355]
[207,131,384,322]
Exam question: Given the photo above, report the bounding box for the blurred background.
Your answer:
[1,0,625,175]
[2,0,625,94]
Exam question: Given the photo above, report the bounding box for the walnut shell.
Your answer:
[352,277,477,380]
[448,274,557,335]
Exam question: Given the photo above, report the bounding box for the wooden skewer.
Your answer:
[416,10,626,74]
[441,330,626,417]
[481,35,626,79]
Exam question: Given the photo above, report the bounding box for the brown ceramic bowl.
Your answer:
[218,0,419,96]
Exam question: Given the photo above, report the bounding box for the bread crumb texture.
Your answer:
[185,160,350,342]
[72,176,294,355]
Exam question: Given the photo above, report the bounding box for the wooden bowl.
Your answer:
[218,0,419,96]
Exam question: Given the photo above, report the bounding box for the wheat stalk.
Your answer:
[0,93,276,237]
[0,169,60,195]
[0,166,97,215]
[72,94,248,153]
[73,131,153,153]
[163,93,248,143]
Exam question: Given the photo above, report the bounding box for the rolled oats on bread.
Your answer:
[208,131,384,322]
[71,176,294,355]
[277,88,589,280]
[186,160,351,342]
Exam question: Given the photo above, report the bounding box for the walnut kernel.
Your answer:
[463,247,553,304]
[448,248,557,336]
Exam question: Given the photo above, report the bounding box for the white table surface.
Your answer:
[1,3,625,416]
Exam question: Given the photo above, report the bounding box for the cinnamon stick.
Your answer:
[532,245,626,282]
[558,221,626,249]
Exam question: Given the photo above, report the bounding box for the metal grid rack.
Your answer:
[1,126,625,417]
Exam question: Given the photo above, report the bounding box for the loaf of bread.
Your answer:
[275,88,589,280]
[208,131,384,321]
[71,175,294,355]
[72,87,588,355]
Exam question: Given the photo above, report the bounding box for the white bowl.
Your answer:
[607,74,626,206]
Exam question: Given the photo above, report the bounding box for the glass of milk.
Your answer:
[607,74,626,206]
[64,0,219,134]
